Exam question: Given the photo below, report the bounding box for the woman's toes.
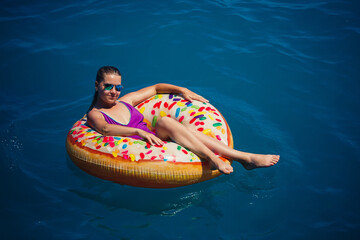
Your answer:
[220,165,233,174]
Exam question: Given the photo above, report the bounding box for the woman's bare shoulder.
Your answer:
[87,108,103,121]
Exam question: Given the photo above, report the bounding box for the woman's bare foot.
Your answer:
[241,154,280,170]
[211,158,233,174]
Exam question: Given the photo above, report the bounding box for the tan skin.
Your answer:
[87,74,280,174]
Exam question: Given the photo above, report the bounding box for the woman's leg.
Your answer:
[156,117,279,171]
[155,117,233,174]
[185,128,280,170]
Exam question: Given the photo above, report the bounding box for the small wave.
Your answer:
[102,41,130,47]
[257,0,342,11]
[272,15,290,21]
[345,26,360,35]
[308,186,343,195]
[333,131,360,153]
[206,0,262,22]
[50,2,143,21]
[1,37,73,54]
[157,19,191,29]
[278,63,315,75]
[0,1,47,22]
[265,34,344,65]
[230,11,262,23]
[0,35,133,55]
[152,7,209,16]
[204,62,256,84]
[0,14,43,22]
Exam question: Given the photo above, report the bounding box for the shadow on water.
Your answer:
[65,154,224,216]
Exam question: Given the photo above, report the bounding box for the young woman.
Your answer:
[87,66,280,174]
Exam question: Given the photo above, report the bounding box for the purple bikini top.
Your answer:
[99,101,154,139]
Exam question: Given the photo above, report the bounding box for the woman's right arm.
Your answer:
[87,110,164,145]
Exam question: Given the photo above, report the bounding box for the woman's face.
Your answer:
[96,74,122,106]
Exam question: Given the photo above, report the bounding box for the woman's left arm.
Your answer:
[120,83,208,106]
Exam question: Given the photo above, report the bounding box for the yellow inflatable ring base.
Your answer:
[66,94,233,188]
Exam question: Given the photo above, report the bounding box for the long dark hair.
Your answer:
[87,66,121,113]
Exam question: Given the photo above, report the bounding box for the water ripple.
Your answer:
[264,34,344,65]
[0,35,129,55]
[346,26,360,35]
[205,33,255,54]
[0,13,43,22]
[258,0,344,11]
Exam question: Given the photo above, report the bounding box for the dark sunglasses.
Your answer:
[103,84,124,91]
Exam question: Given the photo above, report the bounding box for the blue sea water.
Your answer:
[1,0,360,239]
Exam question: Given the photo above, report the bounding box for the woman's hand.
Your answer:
[137,129,164,146]
[181,88,209,103]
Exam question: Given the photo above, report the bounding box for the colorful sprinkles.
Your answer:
[68,94,229,163]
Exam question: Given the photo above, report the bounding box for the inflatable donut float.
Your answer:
[66,94,233,188]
